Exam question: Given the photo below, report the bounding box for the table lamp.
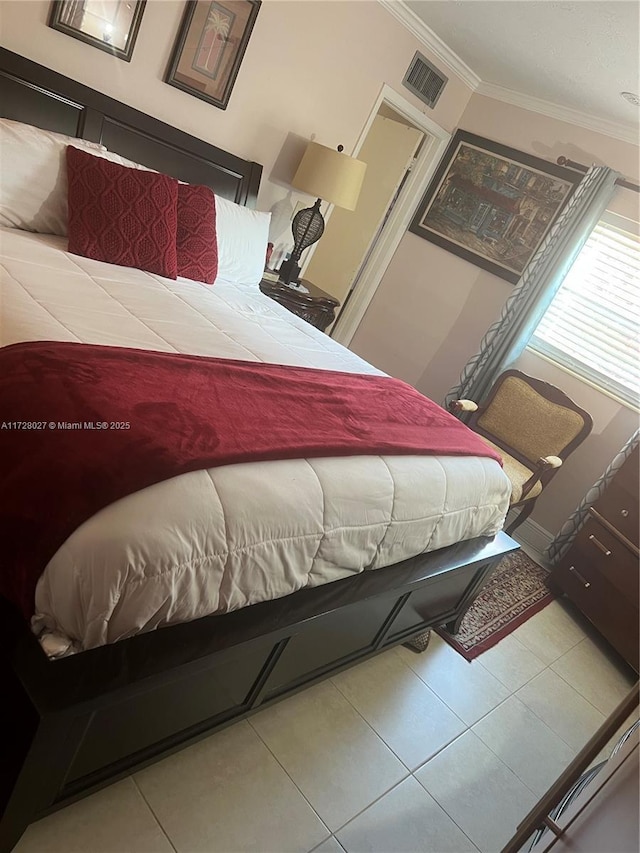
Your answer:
[278,141,367,286]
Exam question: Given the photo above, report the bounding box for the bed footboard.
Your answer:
[0,532,517,851]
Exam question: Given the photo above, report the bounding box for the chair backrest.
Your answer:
[471,370,593,467]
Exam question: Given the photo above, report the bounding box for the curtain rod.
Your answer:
[557,156,639,193]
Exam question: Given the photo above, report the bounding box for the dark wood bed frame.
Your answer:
[0,48,519,852]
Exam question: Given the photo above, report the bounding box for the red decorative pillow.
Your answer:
[177,183,218,284]
[66,146,178,278]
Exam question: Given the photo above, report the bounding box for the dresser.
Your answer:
[259,278,340,332]
[549,447,639,671]
[503,702,639,853]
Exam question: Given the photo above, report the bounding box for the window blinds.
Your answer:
[530,219,640,408]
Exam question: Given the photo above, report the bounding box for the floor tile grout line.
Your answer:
[342,648,495,776]
[409,767,491,853]
[403,623,618,738]
[400,649,515,730]
[549,633,638,681]
[547,662,624,718]
[469,654,637,800]
[246,666,503,843]
[397,633,609,761]
[409,727,472,773]
[328,672,420,772]
[393,644,478,723]
[549,637,637,689]
[473,633,548,685]
[329,653,476,771]
[512,668,609,754]
[307,835,346,853]
[459,595,631,715]
[461,662,593,799]
[485,641,607,697]
[246,716,333,838]
[327,772,413,839]
[474,655,547,696]
[468,718,562,802]
[247,680,413,839]
[473,683,575,743]
[401,658,594,800]
[396,651,466,712]
[499,600,588,663]
[336,766,485,853]
[412,734,537,851]
[130,775,179,853]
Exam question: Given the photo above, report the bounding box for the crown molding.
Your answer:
[380,0,639,146]
[477,81,640,145]
[378,0,480,91]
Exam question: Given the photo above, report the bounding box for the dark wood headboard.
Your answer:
[0,48,262,206]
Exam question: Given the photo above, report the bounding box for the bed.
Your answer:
[0,48,517,850]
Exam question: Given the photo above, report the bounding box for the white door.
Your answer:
[304,115,424,306]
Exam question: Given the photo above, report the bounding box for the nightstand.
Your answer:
[259,278,340,332]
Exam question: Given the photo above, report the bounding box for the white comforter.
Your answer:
[0,227,511,650]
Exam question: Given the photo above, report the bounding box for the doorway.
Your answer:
[302,86,450,345]
[304,111,424,309]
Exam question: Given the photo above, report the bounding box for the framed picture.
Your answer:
[165,0,261,111]
[409,130,580,283]
[48,1,146,62]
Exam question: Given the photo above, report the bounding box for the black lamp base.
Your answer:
[277,198,325,287]
[278,257,302,286]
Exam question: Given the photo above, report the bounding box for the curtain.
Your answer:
[444,165,621,409]
[545,429,639,564]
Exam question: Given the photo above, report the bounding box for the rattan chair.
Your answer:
[450,370,593,535]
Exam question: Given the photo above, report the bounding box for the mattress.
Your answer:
[0,227,511,651]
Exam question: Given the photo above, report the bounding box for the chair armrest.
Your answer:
[539,455,563,469]
[520,456,563,501]
[449,399,479,414]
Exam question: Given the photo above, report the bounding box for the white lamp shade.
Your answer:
[291,141,367,211]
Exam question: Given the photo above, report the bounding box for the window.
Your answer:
[528,213,640,408]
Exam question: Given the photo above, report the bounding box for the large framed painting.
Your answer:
[48,1,146,62]
[409,130,580,283]
[165,0,261,111]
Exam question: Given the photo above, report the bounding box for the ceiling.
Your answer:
[404,1,640,133]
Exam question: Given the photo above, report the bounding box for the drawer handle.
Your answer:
[588,534,611,556]
[569,566,591,589]
[621,509,629,518]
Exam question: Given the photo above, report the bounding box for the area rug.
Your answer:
[407,550,555,661]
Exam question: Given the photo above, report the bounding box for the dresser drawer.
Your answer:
[551,556,638,671]
[571,517,638,602]
[592,446,639,547]
[593,481,639,548]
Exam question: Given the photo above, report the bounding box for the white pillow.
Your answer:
[0,119,106,236]
[99,149,156,171]
[214,195,271,285]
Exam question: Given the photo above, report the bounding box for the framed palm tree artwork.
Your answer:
[165,0,261,110]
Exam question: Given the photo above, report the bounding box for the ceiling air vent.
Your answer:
[402,52,448,109]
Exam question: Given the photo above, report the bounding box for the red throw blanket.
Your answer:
[0,341,501,619]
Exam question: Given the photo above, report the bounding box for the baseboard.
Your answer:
[505,511,553,566]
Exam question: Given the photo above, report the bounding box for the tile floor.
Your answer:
[15,599,637,853]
